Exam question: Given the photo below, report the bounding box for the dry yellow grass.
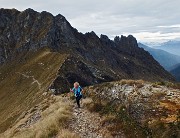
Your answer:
[82,98,93,107]
[120,79,145,88]
[57,129,80,138]
[160,100,180,112]
[1,96,77,138]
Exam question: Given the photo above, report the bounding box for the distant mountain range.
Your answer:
[170,63,180,81]
[138,43,180,71]
[144,41,180,56]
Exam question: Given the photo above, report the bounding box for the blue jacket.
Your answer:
[72,86,82,97]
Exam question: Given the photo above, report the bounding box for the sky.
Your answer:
[1,0,180,43]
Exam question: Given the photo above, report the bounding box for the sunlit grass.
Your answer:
[1,96,77,138]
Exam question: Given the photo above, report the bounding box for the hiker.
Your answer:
[70,82,83,108]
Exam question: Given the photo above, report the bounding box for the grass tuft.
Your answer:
[57,129,80,138]
[120,79,145,88]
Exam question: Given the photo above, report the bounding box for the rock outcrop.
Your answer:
[84,80,180,137]
[86,81,180,122]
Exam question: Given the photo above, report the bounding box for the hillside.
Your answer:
[84,80,180,138]
[154,41,180,56]
[138,43,180,71]
[170,64,180,82]
[1,80,180,138]
[0,48,68,133]
[0,8,174,83]
[0,8,176,134]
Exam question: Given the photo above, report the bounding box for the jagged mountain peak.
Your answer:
[100,34,111,42]
[85,31,99,38]
[0,8,174,83]
[23,8,37,13]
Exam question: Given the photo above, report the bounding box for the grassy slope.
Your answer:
[0,48,68,133]
[1,96,78,138]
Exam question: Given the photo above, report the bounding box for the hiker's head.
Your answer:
[74,82,79,88]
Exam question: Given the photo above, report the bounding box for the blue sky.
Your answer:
[1,0,180,42]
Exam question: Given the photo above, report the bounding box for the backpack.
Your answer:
[75,86,82,97]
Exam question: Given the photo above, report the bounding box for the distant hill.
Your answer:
[138,43,180,71]
[170,64,180,81]
[155,41,180,56]
[169,63,180,71]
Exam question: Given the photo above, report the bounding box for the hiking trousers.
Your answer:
[76,95,82,108]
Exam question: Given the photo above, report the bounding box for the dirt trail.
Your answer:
[68,99,125,138]
[69,104,103,138]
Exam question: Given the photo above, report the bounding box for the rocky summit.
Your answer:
[0,8,177,134]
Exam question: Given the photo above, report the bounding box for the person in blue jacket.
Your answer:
[70,82,83,108]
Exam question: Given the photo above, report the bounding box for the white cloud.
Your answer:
[128,32,180,42]
[157,24,180,28]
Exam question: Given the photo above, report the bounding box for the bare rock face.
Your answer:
[0,9,55,60]
[0,8,175,90]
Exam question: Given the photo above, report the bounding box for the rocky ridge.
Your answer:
[85,80,180,125]
[0,8,175,92]
[2,81,179,138]
[83,80,180,137]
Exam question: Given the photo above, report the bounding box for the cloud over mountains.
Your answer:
[1,0,180,42]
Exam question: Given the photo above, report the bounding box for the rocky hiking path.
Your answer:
[69,104,103,138]
[68,99,125,138]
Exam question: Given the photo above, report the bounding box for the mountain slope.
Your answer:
[170,64,180,81]
[0,8,176,133]
[155,41,180,56]
[2,81,180,138]
[0,8,174,82]
[138,43,180,70]
[0,48,68,133]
